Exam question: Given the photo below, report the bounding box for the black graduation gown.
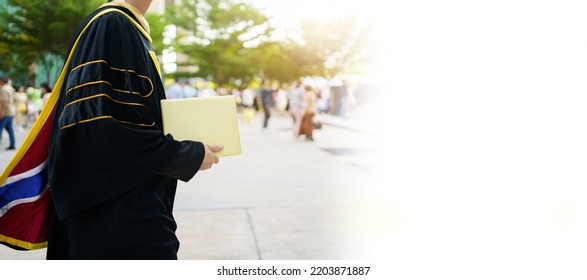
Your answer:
[45,5,205,259]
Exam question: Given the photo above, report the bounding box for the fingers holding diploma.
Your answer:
[200,144,224,170]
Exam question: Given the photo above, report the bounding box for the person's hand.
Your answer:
[199,144,223,170]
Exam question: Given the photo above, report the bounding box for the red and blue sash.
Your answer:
[0,108,54,250]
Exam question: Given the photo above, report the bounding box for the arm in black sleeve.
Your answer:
[159,140,206,182]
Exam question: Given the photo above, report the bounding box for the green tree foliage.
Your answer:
[245,17,371,83]
[0,0,371,87]
[294,17,372,78]
[248,42,298,83]
[1,0,103,58]
[0,0,103,83]
[171,0,272,85]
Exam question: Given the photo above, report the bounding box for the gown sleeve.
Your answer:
[158,140,205,182]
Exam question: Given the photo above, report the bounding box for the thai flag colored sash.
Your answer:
[0,60,61,250]
[0,10,80,250]
[0,109,54,250]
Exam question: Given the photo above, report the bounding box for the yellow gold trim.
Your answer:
[0,234,47,250]
[0,8,125,185]
[148,51,162,77]
[70,59,108,72]
[66,80,153,98]
[66,80,110,94]
[64,93,150,109]
[68,60,154,97]
[117,119,155,128]
[60,115,155,130]
[109,66,155,96]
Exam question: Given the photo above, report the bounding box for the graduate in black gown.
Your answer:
[46,0,223,259]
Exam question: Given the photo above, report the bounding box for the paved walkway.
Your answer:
[0,110,388,260]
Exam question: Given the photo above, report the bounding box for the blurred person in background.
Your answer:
[259,79,275,129]
[24,95,39,129]
[40,83,52,110]
[26,85,43,115]
[0,77,17,150]
[198,85,216,97]
[298,85,317,141]
[274,85,288,114]
[241,86,255,123]
[14,85,29,132]
[242,86,255,109]
[288,81,304,136]
[317,84,330,114]
[165,79,185,99]
[182,80,198,98]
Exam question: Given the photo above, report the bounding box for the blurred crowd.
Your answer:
[0,74,358,151]
[0,76,53,150]
[164,78,357,142]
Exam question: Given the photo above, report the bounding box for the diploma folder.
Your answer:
[161,96,242,157]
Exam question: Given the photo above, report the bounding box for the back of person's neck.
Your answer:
[102,0,152,35]
[111,0,151,15]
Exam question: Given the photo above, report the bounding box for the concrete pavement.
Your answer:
[0,110,388,260]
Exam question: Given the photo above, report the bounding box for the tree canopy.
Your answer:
[296,17,372,78]
[0,0,371,87]
[169,0,371,86]
[0,0,103,84]
[169,0,273,85]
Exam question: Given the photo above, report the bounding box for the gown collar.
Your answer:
[100,0,151,34]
